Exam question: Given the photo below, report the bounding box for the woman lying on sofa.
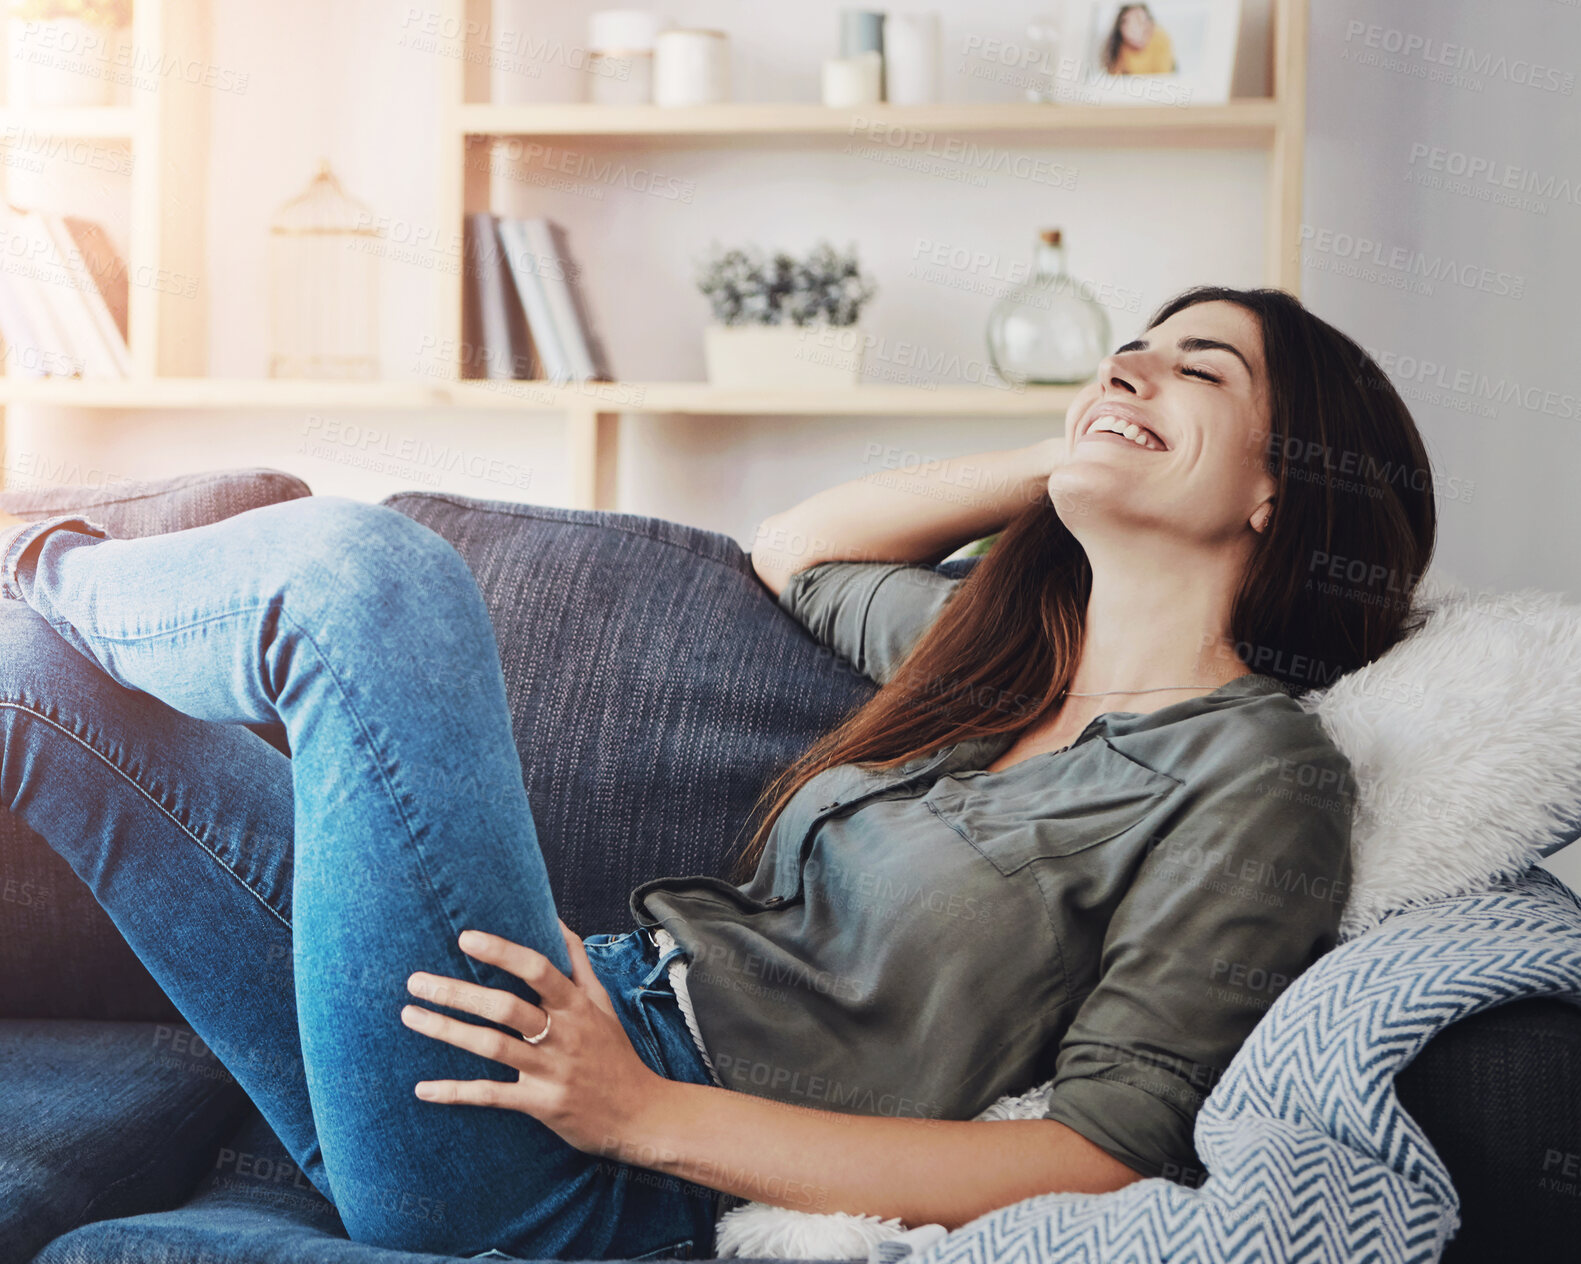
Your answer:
[0,284,1436,1261]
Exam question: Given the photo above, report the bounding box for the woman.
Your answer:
[1104,4,1176,76]
[0,286,1435,1260]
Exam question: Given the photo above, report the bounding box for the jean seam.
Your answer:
[0,698,292,929]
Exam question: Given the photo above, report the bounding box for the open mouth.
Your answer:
[1078,411,1169,452]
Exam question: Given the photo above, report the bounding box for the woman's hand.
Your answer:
[399,919,668,1156]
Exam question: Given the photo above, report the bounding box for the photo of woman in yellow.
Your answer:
[1104,4,1177,74]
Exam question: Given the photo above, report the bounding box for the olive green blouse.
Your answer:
[629,559,1356,1183]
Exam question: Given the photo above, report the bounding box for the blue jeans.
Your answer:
[0,497,721,1261]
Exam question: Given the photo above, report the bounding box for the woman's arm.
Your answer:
[616,1077,1144,1230]
[750,438,1063,599]
[404,925,1142,1231]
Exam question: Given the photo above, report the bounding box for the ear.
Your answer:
[1250,497,1274,535]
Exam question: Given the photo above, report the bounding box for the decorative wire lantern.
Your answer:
[268,159,382,379]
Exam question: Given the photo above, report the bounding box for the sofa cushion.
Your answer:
[1396,996,1581,1262]
[0,1019,252,1263]
[41,1104,818,1264]
[380,492,888,937]
[0,469,312,1021]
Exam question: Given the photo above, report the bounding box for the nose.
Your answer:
[1094,349,1150,398]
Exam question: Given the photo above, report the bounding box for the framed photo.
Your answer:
[1056,0,1242,107]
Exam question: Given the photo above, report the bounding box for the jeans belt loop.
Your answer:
[640,940,688,989]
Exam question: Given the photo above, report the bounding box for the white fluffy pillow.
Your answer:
[1302,575,1581,940]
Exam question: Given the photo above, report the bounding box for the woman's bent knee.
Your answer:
[268,498,482,627]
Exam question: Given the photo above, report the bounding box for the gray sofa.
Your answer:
[1,468,1577,1264]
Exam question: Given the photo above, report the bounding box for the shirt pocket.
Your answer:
[923,736,1182,876]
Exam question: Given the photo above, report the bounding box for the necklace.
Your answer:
[1061,683,1223,697]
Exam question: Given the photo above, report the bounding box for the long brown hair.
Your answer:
[728,285,1438,883]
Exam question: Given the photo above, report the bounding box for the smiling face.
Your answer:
[1048,299,1277,548]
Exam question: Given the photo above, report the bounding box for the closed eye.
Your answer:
[1182,366,1221,383]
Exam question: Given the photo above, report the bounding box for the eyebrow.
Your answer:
[1114,335,1255,378]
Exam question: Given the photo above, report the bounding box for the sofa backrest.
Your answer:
[0,470,973,1016]
[383,491,932,937]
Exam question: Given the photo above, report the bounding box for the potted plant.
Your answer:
[8,0,132,108]
[695,240,877,388]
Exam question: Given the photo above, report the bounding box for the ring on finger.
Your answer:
[522,1010,552,1045]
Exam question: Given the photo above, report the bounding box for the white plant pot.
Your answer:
[703,324,864,389]
[7,18,121,108]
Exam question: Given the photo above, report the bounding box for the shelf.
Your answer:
[0,378,451,409]
[0,377,1079,416]
[0,106,136,139]
[457,100,1283,147]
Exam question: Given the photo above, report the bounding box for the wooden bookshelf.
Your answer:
[455,100,1282,145]
[436,0,1310,510]
[0,0,208,485]
[0,376,1078,416]
[0,0,1309,512]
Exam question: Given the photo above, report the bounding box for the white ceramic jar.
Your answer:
[652,29,730,107]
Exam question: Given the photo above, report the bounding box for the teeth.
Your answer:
[1090,414,1163,449]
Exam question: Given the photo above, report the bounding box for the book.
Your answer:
[61,216,130,347]
[462,211,533,380]
[523,218,595,381]
[0,272,46,377]
[551,220,612,381]
[15,208,116,377]
[43,213,130,377]
[495,216,569,381]
[0,204,79,377]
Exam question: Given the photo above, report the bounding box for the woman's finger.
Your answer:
[457,929,577,1010]
[406,971,544,1035]
[411,1075,553,1113]
[413,1077,533,1108]
[558,918,606,999]
[400,1003,541,1071]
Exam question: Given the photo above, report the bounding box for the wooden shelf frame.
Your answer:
[0,0,210,488]
[456,100,1283,145]
[0,0,1308,514]
[438,0,1309,511]
[0,377,1079,415]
